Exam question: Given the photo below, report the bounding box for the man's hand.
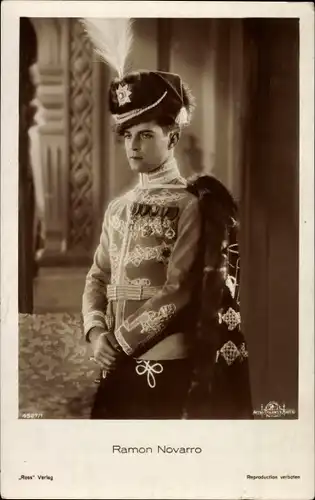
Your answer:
[89,327,119,372]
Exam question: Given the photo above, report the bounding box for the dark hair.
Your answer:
[115,112,179,137]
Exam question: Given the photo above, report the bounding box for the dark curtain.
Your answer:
[18,18,38,313]
[240,19,299,415]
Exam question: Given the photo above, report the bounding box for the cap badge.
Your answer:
[116,83,132,106]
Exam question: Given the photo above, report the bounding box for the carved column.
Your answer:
[68,20,95,253]
[30,18,70,261]
[30,18,103,265]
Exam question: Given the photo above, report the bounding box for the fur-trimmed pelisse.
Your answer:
[184,175,253,419]
[81,18,195,129]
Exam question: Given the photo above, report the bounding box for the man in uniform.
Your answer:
[82,19,252,419]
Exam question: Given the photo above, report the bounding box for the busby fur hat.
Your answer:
[81,18,195,130]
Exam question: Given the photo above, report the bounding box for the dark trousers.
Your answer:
[91,358,192,419]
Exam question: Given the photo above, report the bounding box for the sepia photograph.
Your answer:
[1,1,314,499]
[18,14,298,421]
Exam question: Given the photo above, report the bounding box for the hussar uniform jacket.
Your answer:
[82,161,202,359]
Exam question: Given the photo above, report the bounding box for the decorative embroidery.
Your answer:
[132,215,177,240]
[83,311,107,335]
[225,275,237,298]
[112,261,152,287]
[114,91,168,124]
[116,83,132,106]
[109,212,177,242]
[226,243,241,305]
[219,307,241,330]
[140,304,176,335]
[220,341,239,365]
[124,242,174,267]
[125,277,151,286]
[239,342,249,359]
[134,190,186,205]
[217,341,249,365]
[165,227,176,239]
[135,360,164,388]
[109,213,126,237]
[115,328,133,355]
[226,242,239,259]
[109,244,120,283]
[231,217,239,228]
[139,160,182,187]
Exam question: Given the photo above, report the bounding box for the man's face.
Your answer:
[123,121,172,173]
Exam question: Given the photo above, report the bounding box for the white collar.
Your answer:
[138,159,184,188]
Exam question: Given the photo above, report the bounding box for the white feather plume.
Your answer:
[175,106,189,127]
[81,18,133,78]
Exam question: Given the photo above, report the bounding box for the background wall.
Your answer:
[19,17,299,415]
